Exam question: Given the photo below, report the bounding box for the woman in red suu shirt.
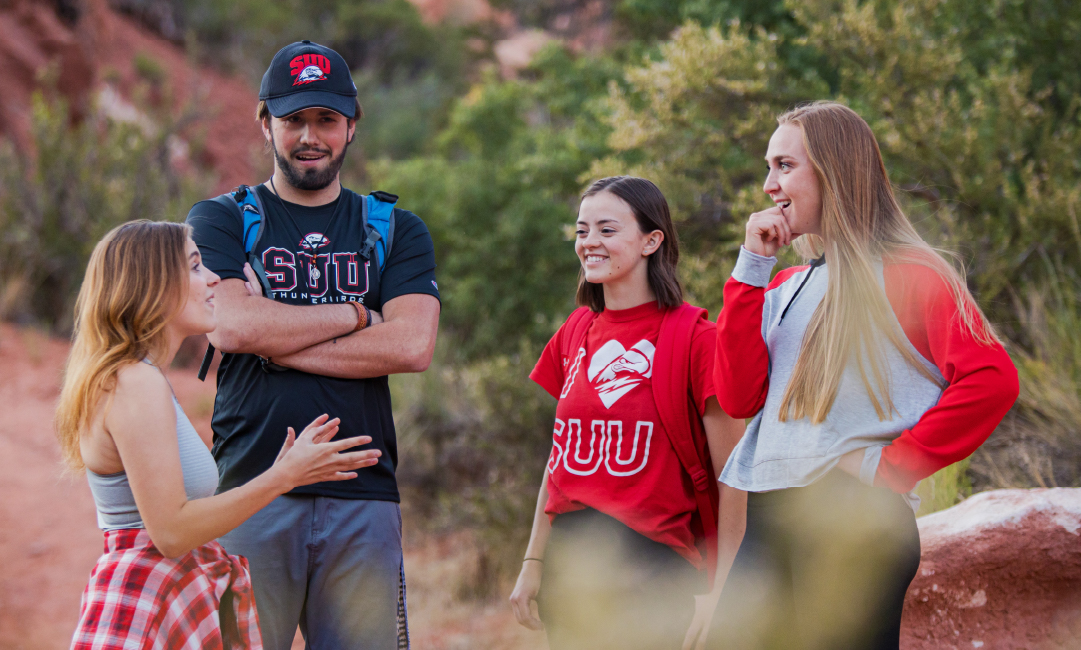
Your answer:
[508,176,747,650]
[707,102,1018,649]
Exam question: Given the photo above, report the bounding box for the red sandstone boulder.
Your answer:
[903,488,1081,649]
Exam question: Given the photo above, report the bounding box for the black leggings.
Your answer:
[708,470,921,650]
[538,508,707,650]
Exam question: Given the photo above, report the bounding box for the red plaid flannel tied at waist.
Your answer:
[71,528,263,650]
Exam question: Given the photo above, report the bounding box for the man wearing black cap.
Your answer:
[186,40,440,650]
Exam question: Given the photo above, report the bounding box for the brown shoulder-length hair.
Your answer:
[54,220,191,472]
[576,176,683,312]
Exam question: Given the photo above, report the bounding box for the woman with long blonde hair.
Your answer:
[708,102,1018,649]
[57,220,381,649]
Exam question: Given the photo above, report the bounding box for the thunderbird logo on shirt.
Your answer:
[587,340,656,408]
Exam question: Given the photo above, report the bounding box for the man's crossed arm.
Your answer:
[208,274,439,379]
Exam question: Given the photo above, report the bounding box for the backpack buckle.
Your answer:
[690,468,710,492]
[359,227,382,261]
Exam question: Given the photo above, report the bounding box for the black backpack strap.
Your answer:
[384,208,396,264]
[198,194,243,381]
[197,342,216,382]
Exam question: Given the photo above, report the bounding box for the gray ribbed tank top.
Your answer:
[86,390,219,531]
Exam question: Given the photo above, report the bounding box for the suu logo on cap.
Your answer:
[290,54,330,86]
[260,41,357,118]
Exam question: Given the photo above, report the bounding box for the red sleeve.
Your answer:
[530,323,567,399]
[714,267,805,419]
[877,264,1020,492]
[689,318,718,417]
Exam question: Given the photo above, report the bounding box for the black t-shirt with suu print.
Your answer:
[186,184,440,501]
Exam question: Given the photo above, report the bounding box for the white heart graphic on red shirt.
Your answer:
[586,339,656,408]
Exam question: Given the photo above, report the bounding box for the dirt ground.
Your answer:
[0,324,545,650]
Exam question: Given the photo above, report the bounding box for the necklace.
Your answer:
[268,176,343,286]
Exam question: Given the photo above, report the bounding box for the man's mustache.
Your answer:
[290,147,332,157]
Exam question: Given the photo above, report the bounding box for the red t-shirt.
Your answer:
[530,301,717,568]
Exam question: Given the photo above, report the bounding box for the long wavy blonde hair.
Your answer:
[55,220,191,471]
[777,102,998,425]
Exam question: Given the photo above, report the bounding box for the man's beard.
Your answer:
[271,133,350,191]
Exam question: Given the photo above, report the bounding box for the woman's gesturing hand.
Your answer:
[509,560,545,631]
[744,206,793,258]
[682,591,721,650]
[271,414,381,488]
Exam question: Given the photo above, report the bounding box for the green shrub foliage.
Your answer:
[0,90,207,329]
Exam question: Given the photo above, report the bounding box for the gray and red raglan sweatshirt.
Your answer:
[715,247,1018,509]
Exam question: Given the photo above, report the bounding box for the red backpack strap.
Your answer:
[564,307,597,352]
[652,302,721,587]
[558,306,597,395]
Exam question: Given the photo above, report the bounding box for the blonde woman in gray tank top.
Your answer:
[56,221,383,649]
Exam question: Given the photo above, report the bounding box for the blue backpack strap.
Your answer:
[235,186,265,255]
[199,185,270,381]
[236,186,273,295]
[210,185,271,294]
[209,186,261,252]
[361,190,398,272]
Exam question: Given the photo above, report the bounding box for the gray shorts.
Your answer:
[219,495,409,650]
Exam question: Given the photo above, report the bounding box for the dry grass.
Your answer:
[402,530,549,650]
[970,278,1081,492]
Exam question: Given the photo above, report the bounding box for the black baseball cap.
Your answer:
[259,40,358,119]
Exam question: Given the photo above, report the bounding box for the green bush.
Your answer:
[0,91,208,329]
[370,45,621,360]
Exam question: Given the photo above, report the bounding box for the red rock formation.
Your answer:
[0,0,97,147]
[903,489,1081,649]
[409,0,500,26]
[0,0,266,192]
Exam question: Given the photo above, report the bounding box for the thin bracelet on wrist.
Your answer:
[523,557,543,563]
